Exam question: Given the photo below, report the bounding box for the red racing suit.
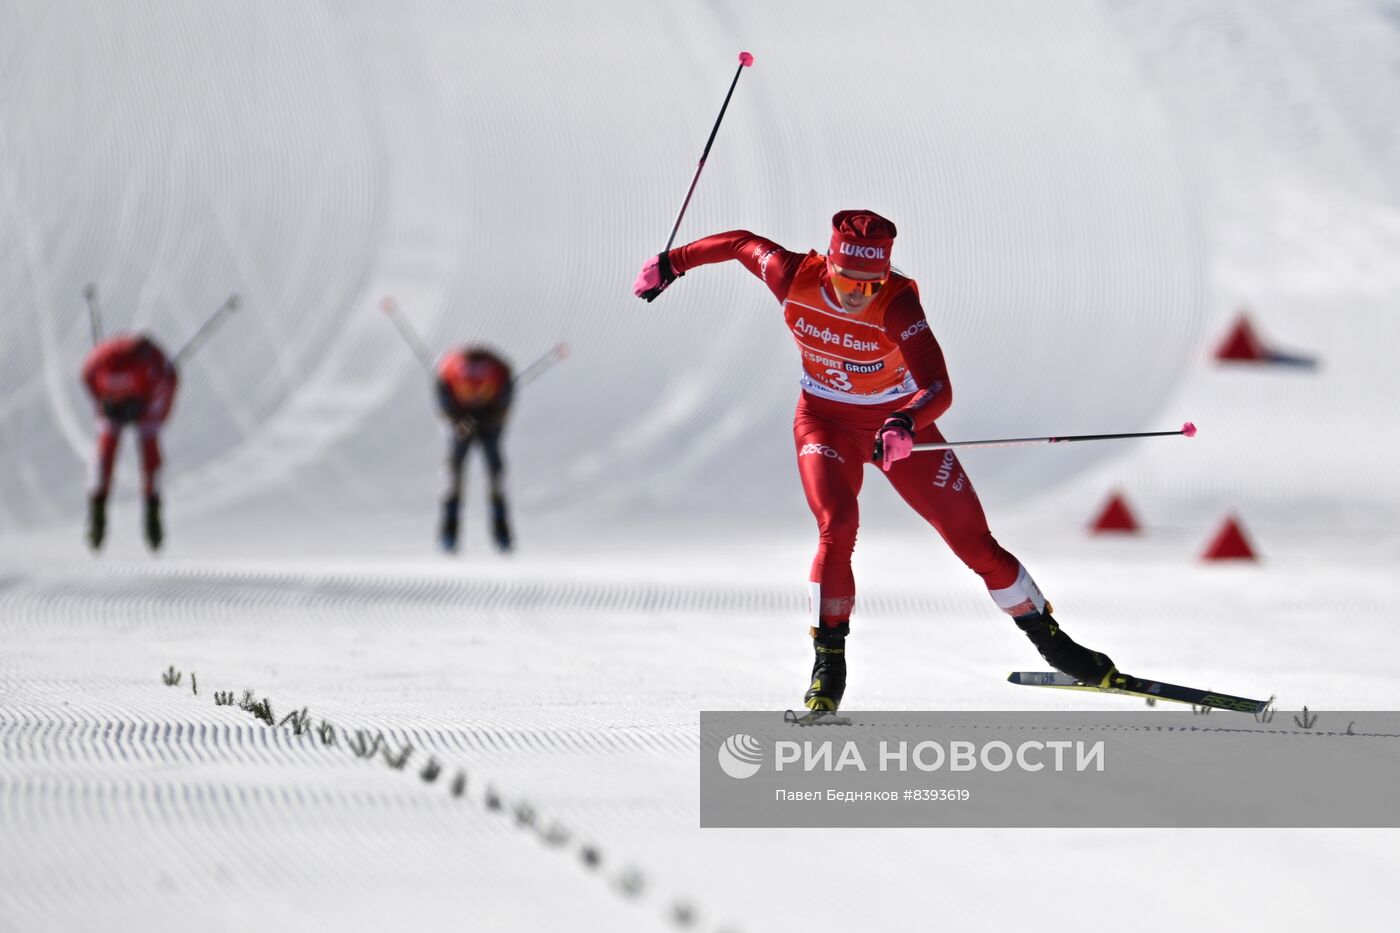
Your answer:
[435,346,514,501]
[436,346,514,428]
[668,231,1048,630]
[81,335,178,499]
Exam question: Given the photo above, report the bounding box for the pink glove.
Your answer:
[633,252,680,302]
[875,414,915,472]
[633,256,659,294]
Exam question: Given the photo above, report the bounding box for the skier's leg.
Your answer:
[480,425,511,552]
[137,423,163,499]
[439,425,470,552]
[884,447,1117,685]
[137,421,164,550]
[91,419,121,498]
[87,419,121,550]
[883,447,1020,591]
[793,417,867,710]
[795,426,866,629]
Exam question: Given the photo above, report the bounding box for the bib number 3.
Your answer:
[823,368,852,392]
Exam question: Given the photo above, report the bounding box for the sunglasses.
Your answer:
[827,264,888,297]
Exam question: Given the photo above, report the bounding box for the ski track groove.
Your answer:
[0,563,977,625]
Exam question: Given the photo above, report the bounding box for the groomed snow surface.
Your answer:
[4,2,1400,931]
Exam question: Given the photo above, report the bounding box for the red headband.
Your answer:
[829,210,896,274]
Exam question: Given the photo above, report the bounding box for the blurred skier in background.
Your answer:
[634,210,1121,712]
[81,335,178,552]
[436,346,514,553]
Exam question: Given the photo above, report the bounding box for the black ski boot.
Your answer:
[87,494,107,551]
[144,495,163,551]
[439,497,460,553]
[490,494,512,553]
[1014,609,1116,687]
[803,622,849,711]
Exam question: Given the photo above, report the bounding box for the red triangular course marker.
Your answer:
[1202,515,1258,561]
[1090,492,1140,533]
[1214,313,1270,362]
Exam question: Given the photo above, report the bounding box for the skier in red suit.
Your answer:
[634,210,1120,711]
[81,335,178,551]
[435,346,514,553]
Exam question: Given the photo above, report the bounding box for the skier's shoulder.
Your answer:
[788,249,826,282]
[882,272,925,316]
[872,279,934,345]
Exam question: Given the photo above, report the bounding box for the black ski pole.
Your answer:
[662,51,754,252]
[173,294,241,366]
[82,283,103,345]
[908,422,1198,453]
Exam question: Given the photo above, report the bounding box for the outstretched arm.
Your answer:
[668,231,804,303]
[635,230,806,304]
